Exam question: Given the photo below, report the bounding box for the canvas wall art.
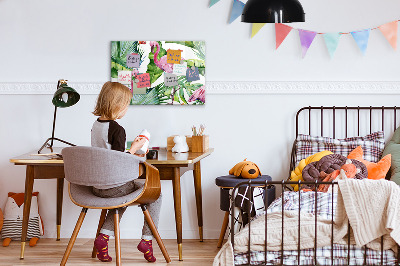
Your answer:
[111,41,205,105]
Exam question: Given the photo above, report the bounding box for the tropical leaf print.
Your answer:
[111,41,143,78]
[131,84,169,105]
[192,41,206,61]
[165,41,196,49]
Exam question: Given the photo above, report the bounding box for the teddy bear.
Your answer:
[1,192,44,247]
[172,135,189,153]
[229,159,261,179]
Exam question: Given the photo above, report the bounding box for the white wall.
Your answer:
[1,0,400,240]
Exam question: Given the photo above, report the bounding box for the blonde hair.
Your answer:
[93,82,132,120]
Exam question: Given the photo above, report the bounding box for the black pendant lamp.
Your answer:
[242,0,305,23]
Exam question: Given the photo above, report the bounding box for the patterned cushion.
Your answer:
[294,131,385,166]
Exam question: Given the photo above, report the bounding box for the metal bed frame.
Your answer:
[230,106,400,266]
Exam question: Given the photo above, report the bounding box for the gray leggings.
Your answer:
[92,180,162,240]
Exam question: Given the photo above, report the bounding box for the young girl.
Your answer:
[91,81,162,263]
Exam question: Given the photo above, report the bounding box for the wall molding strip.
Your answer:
[0,81,399,95]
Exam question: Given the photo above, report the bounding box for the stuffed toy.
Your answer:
[301,154,368,191]
[172,135,189,153]
[289,150,333,191]
[1,192,44,247]
[348,146,391,180]
[229,159,261,179]
[317,160,360,193]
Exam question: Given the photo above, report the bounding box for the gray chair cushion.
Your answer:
[62,146,145,188]
[69,180,145,208]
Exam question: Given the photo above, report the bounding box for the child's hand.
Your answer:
[134,149,149,157]
[129,137,147,155]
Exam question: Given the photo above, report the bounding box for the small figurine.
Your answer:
[172,135,189,153]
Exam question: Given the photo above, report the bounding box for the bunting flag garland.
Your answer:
[351,29,370,55]
[298,30,317,58]
[229,0,245,24]
[275,23,293,49]
[323,33,341,58]
[207,3,400,58]
[209,0,220,7]
[251,23,266,38]
[378,21,398,50]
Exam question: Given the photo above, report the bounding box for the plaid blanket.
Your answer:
[234,191,397,265]
[235,244,397,265]
[266,190,336,220]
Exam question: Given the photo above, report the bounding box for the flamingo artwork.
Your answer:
[188,86,205,103]
[149,41,185,73]
[111,40,205,105]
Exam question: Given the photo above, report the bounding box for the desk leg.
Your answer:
[20,165,34,259]
[193,161,203,242]
[172,167,183,261]
[56,178,64,241]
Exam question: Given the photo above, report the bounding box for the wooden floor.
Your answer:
[0,239,221,265]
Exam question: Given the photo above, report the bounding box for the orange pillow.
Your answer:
[347,146,391,180]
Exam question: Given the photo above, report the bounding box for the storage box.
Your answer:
[167,135,192,151]
[191,135,209,153]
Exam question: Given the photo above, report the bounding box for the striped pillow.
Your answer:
[294,131,385,166]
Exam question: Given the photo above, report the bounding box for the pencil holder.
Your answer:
[191,135,209,153]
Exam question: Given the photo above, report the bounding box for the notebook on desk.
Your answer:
[30,153,63,159]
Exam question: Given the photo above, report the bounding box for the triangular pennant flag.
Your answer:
[251,23,266,38]
[275,23,293,49]
[298,29,317,58]
[378,21,398,50]
[229,0,245,24]
[209,0,220,7]
[351,29,370,55]
[323,33,341,58]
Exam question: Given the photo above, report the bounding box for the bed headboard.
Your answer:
[295,106,400,138]
[290,106,400,179]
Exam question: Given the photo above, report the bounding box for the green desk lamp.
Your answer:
[38,79,80,154]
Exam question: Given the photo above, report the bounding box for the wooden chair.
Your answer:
[60,146,171,265]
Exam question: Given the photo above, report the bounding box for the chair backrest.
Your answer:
[62,146,145,187]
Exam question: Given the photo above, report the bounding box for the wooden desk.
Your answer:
[146,148,213,260]
[10,147,213,261]
[9,148,64,259]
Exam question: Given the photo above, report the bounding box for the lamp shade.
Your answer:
[52,84,80,108]
[241,0,305,23]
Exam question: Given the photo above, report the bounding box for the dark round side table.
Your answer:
[215,175,275,248]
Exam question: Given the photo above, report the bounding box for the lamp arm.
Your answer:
[38,104,76,154]
[50,79,61,148]
[50,105,57,148]
[38,137,76,154]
